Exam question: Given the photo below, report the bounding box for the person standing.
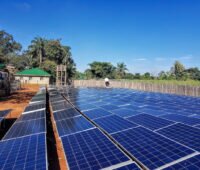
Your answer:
[104,77,110,87]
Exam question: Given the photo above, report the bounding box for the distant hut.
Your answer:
[15,68,51,85]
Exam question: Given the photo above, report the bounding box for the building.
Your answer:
[15,68,51,85]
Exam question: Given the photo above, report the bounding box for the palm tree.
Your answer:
[28,37,46,67]
[116,62,128,78]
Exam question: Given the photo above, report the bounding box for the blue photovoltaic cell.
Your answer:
[53,108,80,121]
[157,123,200,152]
[56,116,94,137]
[24,103,45,112]
[160,114,200,126]
[94,115,138,134]
[51,101,72,112]
[0,133,47,170]
[3,118,46,140]
[61,128,129,170]
[195,124,200,129]
[100,104,120,111]
[75,103,97,111]
[111,108,141,118]
[114,163,140,170]
[83,108,112,119]
[0,117,3,123]
[17,110,45,122]
[127,114,174,130]
[112,127,194,169]
[141,108,170,116]
[163,154,200,170]
[0,109,12,117]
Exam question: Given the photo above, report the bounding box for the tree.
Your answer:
[134,73,141,79]
[27,37,46,67]
[40,60,57,83]
[173,61,185,80]
[116,62,128,79]
[143,72,151,79]
[185,67,200,80]
[87,62,116,79]
[0,30,21,63]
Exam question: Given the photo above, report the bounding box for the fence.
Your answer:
[72,80,200,97]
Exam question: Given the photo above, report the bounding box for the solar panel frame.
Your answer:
[16,110,46,122]
[113,163,141,170]
[94,115,138,134]
[3,118,46,140]
[112,127,194,170]
[160,114,200,126]
[53,108,81,121]
[0,133,47,170]
[83,108,113,120]
[163,154,200,170]
[127,114,175,130]
[56,116,94,137]
[157,123,200,152]
[61,128,130,170]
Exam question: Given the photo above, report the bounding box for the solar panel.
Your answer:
[195,124,200,129]
[61,128,129,170]
[160,114,200,126]
[56,116,94,137]
[24,103,46,113]
[141,108,170,116]
[3,118,46,140]
[114,163,140,170]
[0,133,47,170]
[0,117,3,123]
[94,115,138,134]
[112,127,194,169]
[157,123,200,152]
[99,104,119,111]
[127,114,174,130]
[53,108,80,121]
[17,110,45,122]
[51,101,72,112]
[0,109,12,117]
[111,108,142,118]
[75,103,97,111]
[163,154,200,170]
[83,108,112,119]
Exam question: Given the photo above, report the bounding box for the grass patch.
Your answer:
[115,79,200,87]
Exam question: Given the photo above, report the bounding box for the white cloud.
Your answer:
[134,58,147,61]
[179,55,193,60]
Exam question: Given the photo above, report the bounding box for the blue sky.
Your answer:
[0,0,200,74]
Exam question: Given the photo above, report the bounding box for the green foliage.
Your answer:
[116,62,128,79]
[0,30,21,63]
[40,60,57,82]
[87,61,116,79]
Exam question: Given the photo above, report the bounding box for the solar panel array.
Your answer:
[0,109,12,123]
[48,88,137,170]
[49,86,200,170]
[0,88,48,170]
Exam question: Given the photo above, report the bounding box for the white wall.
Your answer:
[15,76,50,85]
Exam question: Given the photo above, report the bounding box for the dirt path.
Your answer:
[0,84,39,118]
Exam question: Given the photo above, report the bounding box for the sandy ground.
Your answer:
[0,84,39,118]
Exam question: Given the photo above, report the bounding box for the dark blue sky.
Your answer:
[0,0,200,73]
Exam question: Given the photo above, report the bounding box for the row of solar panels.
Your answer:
[54,87,200,170]
[49,89,142,170]
[0,88,48,170]
[0,109,12,124]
